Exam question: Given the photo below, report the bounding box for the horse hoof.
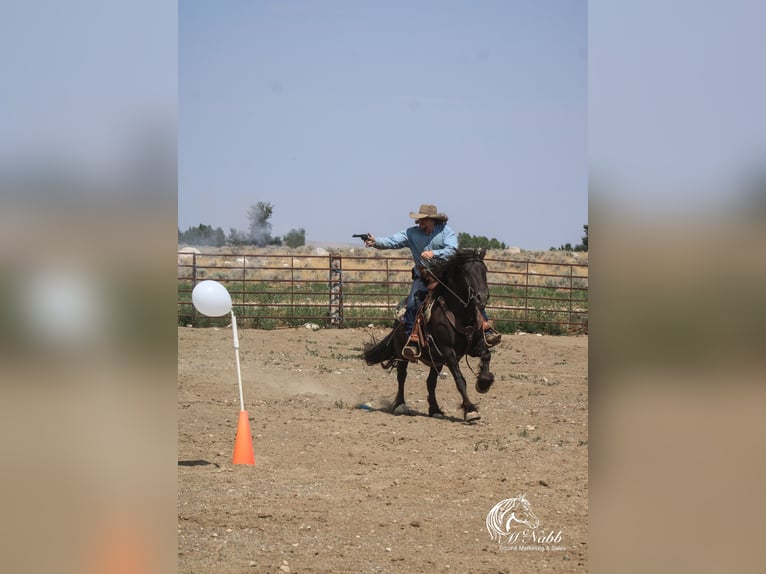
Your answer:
[392,403,408,416]
[475,382,492,394]
[429,412,445,419]
[475,375,495,394]
[464,410,481,422]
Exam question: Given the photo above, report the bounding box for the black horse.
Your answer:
[363,248,496,421]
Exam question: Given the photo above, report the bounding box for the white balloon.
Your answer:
[192,280,232,317]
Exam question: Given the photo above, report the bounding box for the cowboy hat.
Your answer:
[409,204,448,222]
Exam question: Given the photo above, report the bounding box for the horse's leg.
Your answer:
[426,365,445,418]
[391,360,409,415]
[475,346,495,394]
[442,350,480,421]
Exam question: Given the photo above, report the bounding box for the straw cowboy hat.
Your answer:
[409,204,449,222]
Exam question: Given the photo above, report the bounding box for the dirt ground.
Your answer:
[178,326,588,573]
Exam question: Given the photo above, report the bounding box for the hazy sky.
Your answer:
[589,0,766,207]
[179,1,587,250]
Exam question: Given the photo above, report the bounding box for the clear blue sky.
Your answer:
[179,0,588,250]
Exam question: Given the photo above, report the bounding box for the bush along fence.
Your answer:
[177,251,588,335]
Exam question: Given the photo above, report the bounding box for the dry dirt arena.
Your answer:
[178,326,588,573]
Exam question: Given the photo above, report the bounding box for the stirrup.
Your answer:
[402,336,421,360]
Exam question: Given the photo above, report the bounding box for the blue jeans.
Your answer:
[403,278,428,337]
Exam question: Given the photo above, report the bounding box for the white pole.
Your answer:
[231,310,245,411]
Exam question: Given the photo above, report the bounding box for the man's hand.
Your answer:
[421,250,434,260]
[364,234,376,247]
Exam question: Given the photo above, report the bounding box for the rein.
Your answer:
[428,273,469,306]
[425,255,483,308]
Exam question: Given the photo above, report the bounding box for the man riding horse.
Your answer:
[362,203,501,360]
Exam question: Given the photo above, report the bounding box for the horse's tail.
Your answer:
[363,328,398,366]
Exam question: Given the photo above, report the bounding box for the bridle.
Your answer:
[425,256,484,309]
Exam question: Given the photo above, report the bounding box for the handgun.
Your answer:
[352,233,371,243]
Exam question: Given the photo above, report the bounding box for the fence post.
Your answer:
[385,258,391,312]
[291,254,296,322]
[568,264,574,328]
[524,260,530,325]
[242,256,246,317]
[328,255,343,326]
[191,252,198,328]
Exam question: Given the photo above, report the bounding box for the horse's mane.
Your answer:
[431,248,486,278]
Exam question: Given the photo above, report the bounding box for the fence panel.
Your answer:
[177,251,588,334]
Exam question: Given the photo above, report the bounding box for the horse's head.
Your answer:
[505,494,540,530]
[437,248,488,306]
[460,248,489,308]
[487,494,540,542]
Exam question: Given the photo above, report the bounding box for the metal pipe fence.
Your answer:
[177,251,588,334]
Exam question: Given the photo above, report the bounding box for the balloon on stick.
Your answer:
[191,280,232,317]
[190,280,254,465]
[229,309,253,463]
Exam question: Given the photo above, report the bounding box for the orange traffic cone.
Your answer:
[232,410,255,465]
[85,514,152,574]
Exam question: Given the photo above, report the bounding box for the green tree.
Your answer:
[178,224,225,247]
[248,202,274,246]
[283,228,306,248]
[458,232,507,250]
[550,224,588,252]
[580,224,588,251]
[227,227,249,246]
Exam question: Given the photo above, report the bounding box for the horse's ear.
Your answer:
[479,248,486,259]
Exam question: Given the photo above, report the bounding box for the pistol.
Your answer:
[352,233,371,243]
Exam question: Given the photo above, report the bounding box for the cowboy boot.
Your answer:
[402,319,423,360]
[402,332,421,360]
[483,320,502,346]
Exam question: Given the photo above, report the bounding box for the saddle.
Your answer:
[411,294,437,355]
[410,294,492,359]
[396,293,436,361]
[400,268,495,360]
